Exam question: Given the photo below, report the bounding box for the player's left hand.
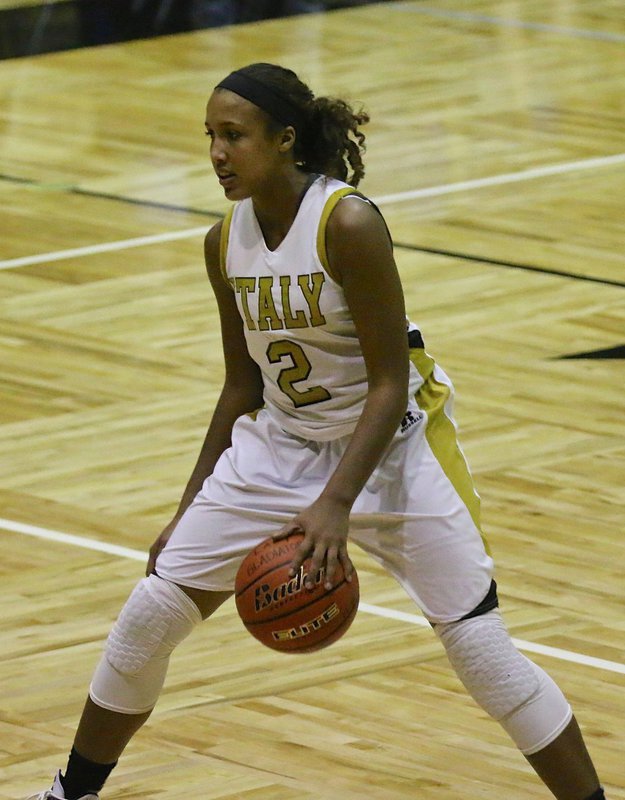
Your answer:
[274,497,354,591]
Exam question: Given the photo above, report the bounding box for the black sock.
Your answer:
[584,789,606,800]
[60,747,117,799]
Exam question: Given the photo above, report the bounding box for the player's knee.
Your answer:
[435,609,538,719]
[89,575,202,714]
[435,609,571,753]
[104,575,202,674]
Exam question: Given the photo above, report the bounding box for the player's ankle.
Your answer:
[60,747,117,799]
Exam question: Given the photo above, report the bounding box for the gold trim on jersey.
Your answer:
[219,206,235,286]
[316,187,357,284]
[409,348,489,553]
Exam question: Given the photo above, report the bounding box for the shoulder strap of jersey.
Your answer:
[219,205,235,286]
[316,187,394,284]
[317,187,355,283]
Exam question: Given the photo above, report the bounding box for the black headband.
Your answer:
[215,70,306,132]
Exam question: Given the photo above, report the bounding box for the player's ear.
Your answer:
[277,125,296,153]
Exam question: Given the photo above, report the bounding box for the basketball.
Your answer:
[234,532,359,653]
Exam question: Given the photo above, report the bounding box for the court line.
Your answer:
[373,152,625,205]
[2,151,625,271]
[394,243,625,289]
[0,226,209,270]
[0,172,218,219]
[391,4,625,44]
[3,516,624,676]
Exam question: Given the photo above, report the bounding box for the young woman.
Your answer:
[29,63,606,800]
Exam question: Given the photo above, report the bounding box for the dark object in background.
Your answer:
[0,0,383,60]
[191,0,325,28]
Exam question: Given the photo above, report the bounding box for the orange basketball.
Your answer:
[234,532,359,653]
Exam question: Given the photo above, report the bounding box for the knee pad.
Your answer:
[435,609,572,754]
[90,575,202,714]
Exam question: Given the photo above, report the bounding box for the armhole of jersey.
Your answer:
[316,187,359,285]
[219,206,235,286]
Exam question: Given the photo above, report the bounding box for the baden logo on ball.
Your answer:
[235,532,359,653]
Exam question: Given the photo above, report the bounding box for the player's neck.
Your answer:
[252,171,315,249]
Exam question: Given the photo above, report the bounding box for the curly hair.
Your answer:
[223,63,369,187]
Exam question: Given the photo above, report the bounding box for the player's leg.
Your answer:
[351,355,604,799]
[34,578,231,800]
[525,716,603,800]
[69,592,220,770]
[434,609,601,800]
[30,411,316,799]
[72,584,231,764]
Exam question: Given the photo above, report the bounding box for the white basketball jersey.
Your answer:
[220,175,422,441]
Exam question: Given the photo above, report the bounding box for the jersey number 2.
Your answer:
[266,340,331,408]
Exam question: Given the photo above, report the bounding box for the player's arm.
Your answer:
[146,221,264,574]
[176,220,265,508]
[282,198,410,587]
[324,197,410,500]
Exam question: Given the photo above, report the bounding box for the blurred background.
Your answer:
[1,0,383,59]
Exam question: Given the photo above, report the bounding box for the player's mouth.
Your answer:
[217,172,236,187]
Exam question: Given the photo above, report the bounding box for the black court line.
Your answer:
[0,172,221,219]
[558,344,625,360]
[2,171,623,289]
[71,186,223,219]
[392,242,625,289]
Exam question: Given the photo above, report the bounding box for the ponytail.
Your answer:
[297,96,369,187]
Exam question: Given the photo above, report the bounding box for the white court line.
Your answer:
[0,226,208,271]
[2,517,149,562]
[3,516,624,676]
[373,152,625,204]
[391,4,625,44]
[2,152,625,271]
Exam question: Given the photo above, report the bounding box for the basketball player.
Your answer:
[28,63,607,800]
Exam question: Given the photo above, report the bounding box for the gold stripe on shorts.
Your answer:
[410,348,489,552]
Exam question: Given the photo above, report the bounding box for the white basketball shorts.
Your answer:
[156,358,494,623]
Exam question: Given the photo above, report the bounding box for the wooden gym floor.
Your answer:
[1,1,624,798]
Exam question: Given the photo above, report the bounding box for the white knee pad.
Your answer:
[90,575,202,714]
[435,609,572,755]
